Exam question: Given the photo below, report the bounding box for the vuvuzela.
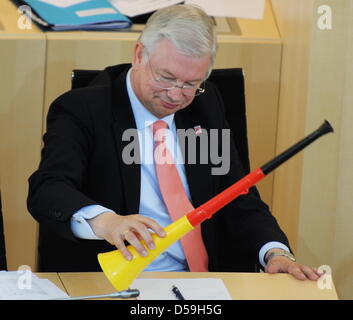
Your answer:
[98,120,334,291]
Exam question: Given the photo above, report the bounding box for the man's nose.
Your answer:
[166,86,185,101]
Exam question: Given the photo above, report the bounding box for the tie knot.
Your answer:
[152,120,168,133]
[152,120,169,142]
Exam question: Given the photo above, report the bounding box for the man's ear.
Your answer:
[132,42,144,68]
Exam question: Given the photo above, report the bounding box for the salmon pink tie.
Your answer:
[151,120,208,271]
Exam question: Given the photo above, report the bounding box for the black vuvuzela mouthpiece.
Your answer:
[261,120,334,175]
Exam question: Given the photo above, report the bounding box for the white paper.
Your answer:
[0,271,68,300]
[109,0,182,17]
[39,0,91,8]
[131,278,232,300]
[185,0,266,19]
[76,8,117,17]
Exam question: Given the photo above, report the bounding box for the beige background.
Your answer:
[1,0,352,299]
[0,0,45,270]
[271,0,353,300]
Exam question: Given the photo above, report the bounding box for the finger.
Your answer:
[133,215,166,238]
[301,265,320,281]
[313,267,325,277]
[129,223,157,251]
[123,230,148,257]
[265,257,289,274]
[265,261,280,274]
[288,265,307,281]
[112,234,133,261]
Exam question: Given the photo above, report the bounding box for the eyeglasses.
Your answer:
[147,58,206,97]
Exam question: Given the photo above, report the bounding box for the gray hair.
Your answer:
[138,4,217,78]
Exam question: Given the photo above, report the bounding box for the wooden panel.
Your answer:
[270,0,315,251]
[297,0,353,300]
[0,1,46,271]
[271,0,353,299]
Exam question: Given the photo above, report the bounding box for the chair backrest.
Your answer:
[71,68,250,173]
[207,69,250,173]
[0,192,7,270]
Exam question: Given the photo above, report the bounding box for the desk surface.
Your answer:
[36,273,67,293]
[54,272,338,300]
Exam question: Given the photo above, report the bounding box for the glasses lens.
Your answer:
[153,74,205,97]
[183,87,198,96]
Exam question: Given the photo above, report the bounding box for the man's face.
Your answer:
[131,38,211,119]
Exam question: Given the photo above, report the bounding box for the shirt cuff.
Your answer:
[259,241,290,268]
[70,204,114,240]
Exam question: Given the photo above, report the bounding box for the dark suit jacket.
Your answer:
[27,64,289,272]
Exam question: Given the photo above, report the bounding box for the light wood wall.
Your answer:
[0,0,45,270]
[270,0,315,252]
[271,0,353,300]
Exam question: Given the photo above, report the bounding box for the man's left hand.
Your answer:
[265,251,323,281]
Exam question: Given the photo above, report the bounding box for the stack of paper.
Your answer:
[0,271,68,300]
[109,0,266,20]
[131,278,232,300]
[17,0,131,31]
[109,0,183,18]
[185,0,266,19]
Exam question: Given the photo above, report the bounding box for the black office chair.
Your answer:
[71,68,250,174]
[0,192,7,270]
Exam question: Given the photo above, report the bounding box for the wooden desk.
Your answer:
[36,272,67,293]
[57,272,338,300]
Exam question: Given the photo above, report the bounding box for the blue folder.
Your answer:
[22,0,131,30]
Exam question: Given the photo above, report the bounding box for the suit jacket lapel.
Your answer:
[110,67,141,214]
[175,107,215,208]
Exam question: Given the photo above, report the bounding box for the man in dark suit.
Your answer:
[27,5,320,280]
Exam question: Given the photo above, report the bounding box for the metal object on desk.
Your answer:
[57,288,139,300]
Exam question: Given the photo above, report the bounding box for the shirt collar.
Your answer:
[126,68,174,130]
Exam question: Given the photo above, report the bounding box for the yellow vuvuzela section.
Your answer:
[97,215,194,291]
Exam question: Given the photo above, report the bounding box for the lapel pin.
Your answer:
[194,125,202,135]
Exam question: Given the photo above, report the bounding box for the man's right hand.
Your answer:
[88,211,166,260]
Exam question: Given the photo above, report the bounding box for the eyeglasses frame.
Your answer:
[146,52,206,97]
